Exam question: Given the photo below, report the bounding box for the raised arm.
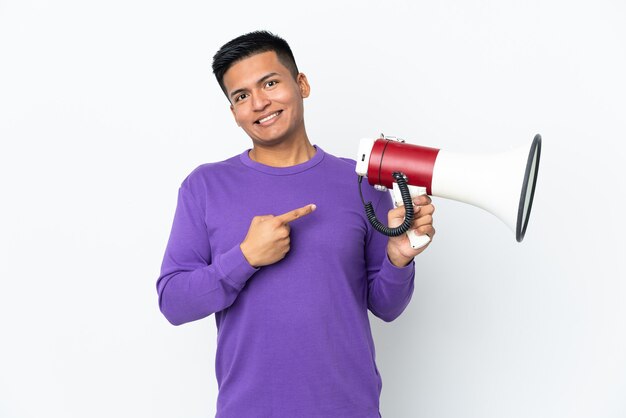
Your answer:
[365,191,435,322]
[156,184,316,326]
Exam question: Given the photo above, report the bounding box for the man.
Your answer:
[156,30,435,418]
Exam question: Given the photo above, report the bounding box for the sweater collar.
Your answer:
[239,145,325,175]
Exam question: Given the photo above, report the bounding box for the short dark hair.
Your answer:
[212,30,300,97]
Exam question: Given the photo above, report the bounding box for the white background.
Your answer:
[1,1,625,417]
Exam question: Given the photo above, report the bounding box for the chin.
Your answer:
[251,136,289,148]
[250,129,292,146]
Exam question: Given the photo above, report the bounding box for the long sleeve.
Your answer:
[156,183,258,326]
[365,190,416,322]
[156,149,416,416]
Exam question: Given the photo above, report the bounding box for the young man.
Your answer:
[156,31,435,418]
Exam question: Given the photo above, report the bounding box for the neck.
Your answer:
[249,138,316,167]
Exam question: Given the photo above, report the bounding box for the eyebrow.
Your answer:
[229,72,281,100]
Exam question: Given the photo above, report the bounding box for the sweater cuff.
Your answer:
[214,245,259,289]
[380,253,415,283]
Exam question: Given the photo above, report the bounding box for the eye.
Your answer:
[235,93,248,102]
[265,80,278,88]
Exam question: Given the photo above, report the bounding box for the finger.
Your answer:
[388,205,420,220]
[278,224,290,238]
[412,215,433,228]
[275,204,317,224]
[412,195,432,206]
[414,203,435,216]
[414,225,435,239]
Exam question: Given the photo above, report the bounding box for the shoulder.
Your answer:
[318,149,386,206]
[178,154,242,201]
[184,154,239,182]
[319,149,358,173]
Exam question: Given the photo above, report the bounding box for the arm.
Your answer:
[364,191,416,322]
[156,184,258,326]
[365,191,435,322]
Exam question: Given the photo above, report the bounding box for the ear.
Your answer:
[297,73,311,98]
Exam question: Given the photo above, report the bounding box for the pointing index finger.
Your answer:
[275,204,317,224]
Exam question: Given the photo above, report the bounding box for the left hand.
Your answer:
[386,195,436,267]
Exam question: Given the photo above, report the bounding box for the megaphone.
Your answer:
[355,134,542,247]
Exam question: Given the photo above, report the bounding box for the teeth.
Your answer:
[258,111,279,123]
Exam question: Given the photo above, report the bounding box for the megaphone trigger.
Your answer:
[392,183,431,249]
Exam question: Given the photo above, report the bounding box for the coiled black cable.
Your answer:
[359,172,414,237]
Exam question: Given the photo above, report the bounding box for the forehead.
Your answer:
[222,51,292,93]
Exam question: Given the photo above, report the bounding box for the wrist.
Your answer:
[386,245,413,267]
[240,242,258,268]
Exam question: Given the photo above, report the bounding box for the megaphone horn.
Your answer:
[355,134,542,243]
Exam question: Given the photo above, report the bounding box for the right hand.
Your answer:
[386,195,436,267]
[240,204,316,268]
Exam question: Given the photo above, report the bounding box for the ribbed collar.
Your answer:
[239,145,325,175]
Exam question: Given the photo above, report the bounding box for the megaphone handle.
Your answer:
[391,183,431,250]
[406,229,431,250]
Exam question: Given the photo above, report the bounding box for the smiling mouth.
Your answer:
[255,110,282,124]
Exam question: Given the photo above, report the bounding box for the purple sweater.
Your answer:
[156,146,415,418]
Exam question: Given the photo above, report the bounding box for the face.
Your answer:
[223,51,310,148]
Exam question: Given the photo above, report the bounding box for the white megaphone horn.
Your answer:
[355,134,542,247]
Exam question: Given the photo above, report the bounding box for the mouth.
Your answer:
[255,110,283,125]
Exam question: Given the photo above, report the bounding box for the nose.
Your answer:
[251,90,271,111]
